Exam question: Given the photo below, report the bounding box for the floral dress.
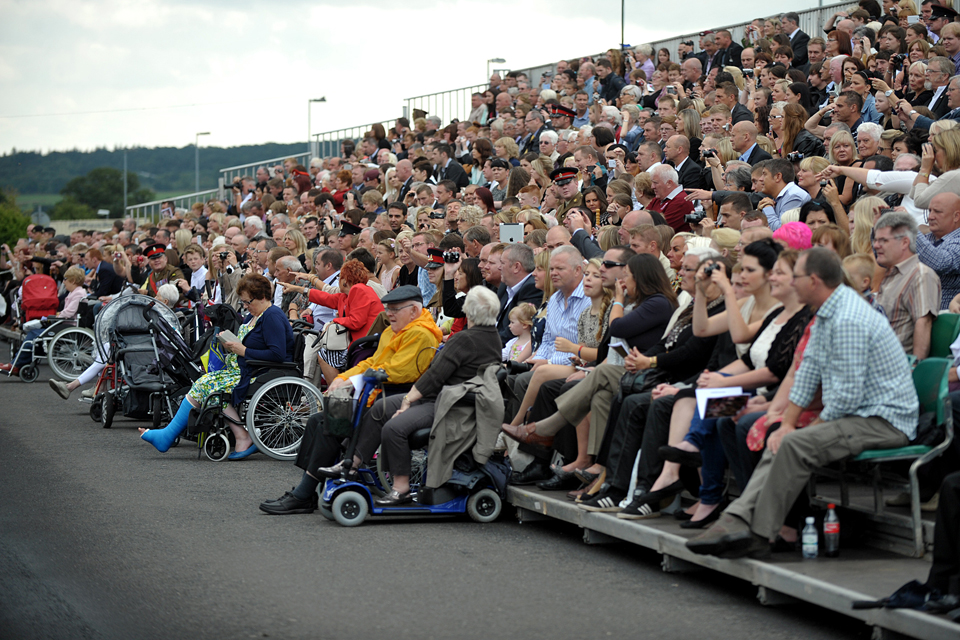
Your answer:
[188,319,255,403]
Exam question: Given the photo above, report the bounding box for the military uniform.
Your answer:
[555,192,583,225]
[141,264,185,298]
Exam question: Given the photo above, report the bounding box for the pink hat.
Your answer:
[772,222,812,251]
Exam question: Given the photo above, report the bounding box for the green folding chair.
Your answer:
[842,357,954,557]
[930,313,960,359]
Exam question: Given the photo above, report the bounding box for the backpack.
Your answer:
[20,274,60,322]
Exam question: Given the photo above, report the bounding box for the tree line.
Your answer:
[0,142,308,196]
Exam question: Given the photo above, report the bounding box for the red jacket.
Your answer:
[647,193,694,232]
[308,282,384,342]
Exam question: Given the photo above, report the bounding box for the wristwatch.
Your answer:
[885,90,894,97]
[909,110,918,118]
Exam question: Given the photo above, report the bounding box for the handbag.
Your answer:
[319,322,350,351]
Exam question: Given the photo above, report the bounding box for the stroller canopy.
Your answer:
[94,294,180,359]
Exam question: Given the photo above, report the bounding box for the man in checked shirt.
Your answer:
[687,248,919,559]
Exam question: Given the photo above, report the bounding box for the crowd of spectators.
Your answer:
[2,0,960,601]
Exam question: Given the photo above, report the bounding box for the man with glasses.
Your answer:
[520,110,550,156]
[874,211,940,358]
[139,243,184,299]
[903,75,960,130]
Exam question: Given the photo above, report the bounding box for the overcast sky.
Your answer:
[0,0,819,154]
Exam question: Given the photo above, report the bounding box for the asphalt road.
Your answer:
[0,359,869,640]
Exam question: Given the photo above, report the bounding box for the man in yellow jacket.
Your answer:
[328,286,443,391]
[260,285,443,516]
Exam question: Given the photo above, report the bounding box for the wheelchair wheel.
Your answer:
[376,447,427,492]
[47,327,94,381]
[466,488,502,523]
[18,364,39,383]
[245,377,323,461]
[203,433,230,462]
[332,491,368,527]
[101,391,115,429]
[89,396,103,422]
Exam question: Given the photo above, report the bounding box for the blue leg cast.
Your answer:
[141,398,194,453]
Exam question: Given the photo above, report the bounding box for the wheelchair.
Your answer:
[188,320,324,462]
[7,316,95,383]
[320,369,506,527]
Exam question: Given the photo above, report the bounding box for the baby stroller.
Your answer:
[92,295,203,430]
[6,274,95,383]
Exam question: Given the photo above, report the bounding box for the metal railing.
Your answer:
[219,153,311,185]
[313,120,397,161]
[405,84,487,128]
[125,188,220,223]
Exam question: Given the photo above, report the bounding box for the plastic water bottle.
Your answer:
[802,517,818,559]
[824,504,840,558]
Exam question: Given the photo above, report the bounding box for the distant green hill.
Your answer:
[0,142,309,197]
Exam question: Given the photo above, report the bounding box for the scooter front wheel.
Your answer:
[332,491,369,527]
[467,488,502,523]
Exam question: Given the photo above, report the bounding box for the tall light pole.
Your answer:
[307,97,327,158]
[195,131,210,192]
[487,58,506,83]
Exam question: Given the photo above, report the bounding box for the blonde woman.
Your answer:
[282,229,308,261]
[850,196,888,254]
[494,137,520,165]
[384,167,400,203]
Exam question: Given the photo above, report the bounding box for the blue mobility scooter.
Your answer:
[320,369,507,527]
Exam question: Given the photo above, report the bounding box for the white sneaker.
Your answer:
[49,379,72,400]
[81,388,95,399]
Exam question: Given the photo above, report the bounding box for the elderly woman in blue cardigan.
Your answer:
[141,274,293,459]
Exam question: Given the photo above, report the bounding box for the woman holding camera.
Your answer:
[205,244,241,308]
[441,256,483,339]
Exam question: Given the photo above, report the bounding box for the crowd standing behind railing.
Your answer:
[2,0,960,615]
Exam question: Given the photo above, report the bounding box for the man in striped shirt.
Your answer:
[874,211,941,359]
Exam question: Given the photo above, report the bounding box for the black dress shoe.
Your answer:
[536,472,582,491]
[374,489,413,506]
[509,461,552,486]
[674,509,694,521]
[658,445,702,467]
[680,505,722,529]
[259,491,318,515]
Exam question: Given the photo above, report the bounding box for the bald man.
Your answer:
[396,159,414,201]
[730,122,772,165]
[917,192,960,309]
[545,225,573,251]
[617,209,655,244]
[664,135,706,189]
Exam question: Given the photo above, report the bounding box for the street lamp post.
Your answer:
[486,58,506,83]
[307,97,327,158]
[195,131,210,192]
